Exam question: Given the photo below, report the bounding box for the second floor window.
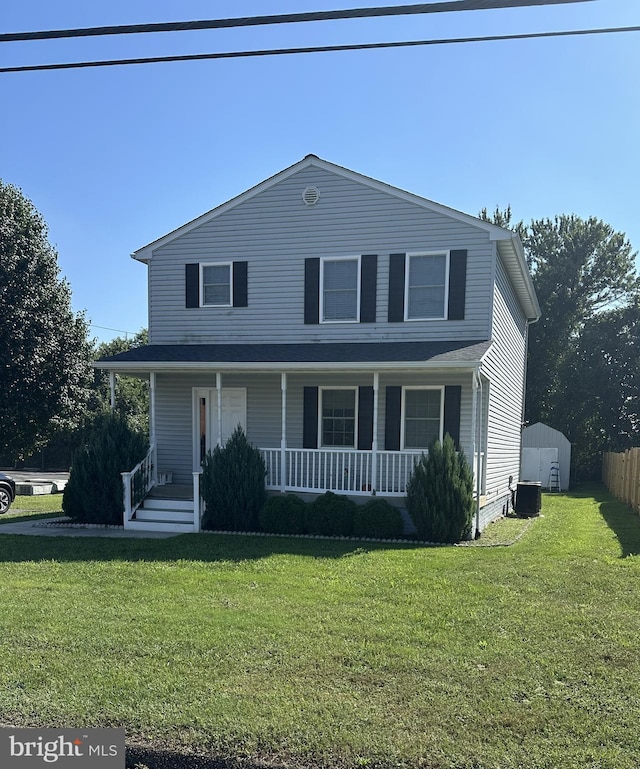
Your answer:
[321,257,360,322]
[406,253,448,320]
[201,263,231,306]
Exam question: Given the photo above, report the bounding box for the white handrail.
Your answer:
[121,444,155,528]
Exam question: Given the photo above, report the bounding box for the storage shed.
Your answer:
[521,422,571,491]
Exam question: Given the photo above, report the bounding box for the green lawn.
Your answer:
[0,493,63,523]
[0,485,639,768]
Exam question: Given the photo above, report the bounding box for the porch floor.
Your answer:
[148,484,193,501]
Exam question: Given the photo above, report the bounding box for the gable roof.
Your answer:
[132,154,540,320]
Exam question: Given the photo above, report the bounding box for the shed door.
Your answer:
[521,447,559,487]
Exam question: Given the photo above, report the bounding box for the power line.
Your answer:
[0,0,595,43]
[0,25,636,74]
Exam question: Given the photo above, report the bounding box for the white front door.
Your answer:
[193,388,247,471]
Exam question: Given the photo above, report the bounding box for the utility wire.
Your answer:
[0,0,595,43]
[0,25,636,74]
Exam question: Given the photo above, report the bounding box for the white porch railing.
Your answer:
[121,445,155,528]
[262,447,486,498]
[261,448,423,497]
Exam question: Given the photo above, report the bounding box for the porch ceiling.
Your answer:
[94,340,492,373]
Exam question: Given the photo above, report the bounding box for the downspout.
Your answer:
[520,316,540,484]
[474,368,483,537]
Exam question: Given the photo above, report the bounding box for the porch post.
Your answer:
[149,372,158,484]
[109,372,116,411]
[371,372,379,495]
[216,372,222,446]
[280,372,287,492]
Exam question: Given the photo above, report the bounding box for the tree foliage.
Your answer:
[62,411,148,524]
[91,329,150,434]
[405,435,474,543]
[481,207,640,479]
[201,426,266,531]
[0,180,92,461]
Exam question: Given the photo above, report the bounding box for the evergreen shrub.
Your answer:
[62,412,148,525]
[405,433,475,543]
[306,491,356,537]
[201,426,266,531]
[353,498,404,539]
[259,494,307,535]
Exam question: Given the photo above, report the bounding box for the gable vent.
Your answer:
[302,186,320,206]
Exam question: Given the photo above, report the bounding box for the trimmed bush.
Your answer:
[405,433,475,543]
[306,491,356,537]
[62,412,148,525]
[259,494,307,535]
[201,426,266,531]
[353,498,404,539]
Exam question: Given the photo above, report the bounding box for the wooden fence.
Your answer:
[602,448,640,513]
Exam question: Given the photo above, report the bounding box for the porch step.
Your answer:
[136,508,194,524]
[134,494,195,528]
[125,519,196,533]
[141,497,194,513]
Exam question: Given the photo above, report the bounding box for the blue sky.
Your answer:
[1,0,638,343]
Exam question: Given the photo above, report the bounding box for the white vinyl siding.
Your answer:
[200,263,231,307]
[321,256,360,322]
[405,252,449,320]
[401,387,444,449]
[148,165,493,344]
[481,253,528,503]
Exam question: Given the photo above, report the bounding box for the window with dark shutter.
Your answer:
[388,254,406,322]
[233,261,248,307]
[360,255,377,323]
[384,386,402,451]
[357,386,374,450]
[447,250,467,320]
[303,387,319,448]
[403,388,442,449]
[443,385,462,449]
[304,258,320,324]
[185,264,199,308]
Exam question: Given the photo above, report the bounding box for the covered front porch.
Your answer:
[98,340,492,532]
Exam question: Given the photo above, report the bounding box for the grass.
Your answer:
[0,493,63,523]
[0,484,639,768]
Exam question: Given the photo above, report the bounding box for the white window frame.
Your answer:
[320,255,361,324]
[319,386,359,449]
[400,386,444,451]
[404,251,450,321]
[200,261,233,308]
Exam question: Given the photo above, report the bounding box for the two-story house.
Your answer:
[96,155,540,535]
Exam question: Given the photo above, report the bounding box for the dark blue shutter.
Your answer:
[303,387,319,449]
[360,255,377,323]
[447,250,467,320]
[388,253,406,322]
[185,264,199,308]
[357,386,374,450]
[384,386,402,451]
[232,261,248,307]
[444,386,462,449]
[304,258,320,324]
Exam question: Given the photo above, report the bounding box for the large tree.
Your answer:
[0,180,92,461]
[523,215,639,431]
[91,329,150,435]
[480,208,640,479]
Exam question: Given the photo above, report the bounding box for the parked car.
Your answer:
[0,472,16,514]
